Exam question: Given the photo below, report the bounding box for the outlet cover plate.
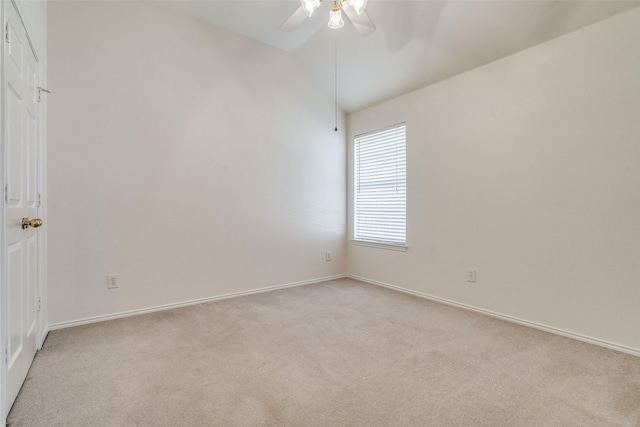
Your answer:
[107,274,119,289]
[466,269,476,283]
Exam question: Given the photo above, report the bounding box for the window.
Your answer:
[354,123,407,248]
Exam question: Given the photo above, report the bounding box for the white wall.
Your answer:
[347,8,640,353]
[47,1,346,325]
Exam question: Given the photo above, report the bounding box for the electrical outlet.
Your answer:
[466,269,476,283]
[326,251,332,262]
[107,274,119,289]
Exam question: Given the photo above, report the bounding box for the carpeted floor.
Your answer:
[7,278,640,426]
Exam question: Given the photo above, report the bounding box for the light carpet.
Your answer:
[7,278,640,426]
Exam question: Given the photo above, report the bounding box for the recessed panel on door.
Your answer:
[7,84,24,206]
[26,108,38,207]
[26,235,38,336]
[7,20,23,73]
[7,241,24,369]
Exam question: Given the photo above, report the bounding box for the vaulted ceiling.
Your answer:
[158,1,640,113]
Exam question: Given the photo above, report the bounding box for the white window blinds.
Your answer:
[354,123,407,246]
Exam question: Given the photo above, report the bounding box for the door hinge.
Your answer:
[37,297,42,312]
[37,193,42,207]
[37,87,51,103]
[5,22,10,44]
[4,347,8,366]
[4,183,8,203]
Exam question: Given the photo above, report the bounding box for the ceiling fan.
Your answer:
[280,0,376,36]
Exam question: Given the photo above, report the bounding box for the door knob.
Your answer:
[21,218,43,229]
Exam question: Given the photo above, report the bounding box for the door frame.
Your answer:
[1,0,48,423]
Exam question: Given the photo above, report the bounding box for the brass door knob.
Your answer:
[21,217,43,229]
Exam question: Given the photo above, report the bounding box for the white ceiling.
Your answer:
[158,0,640,113]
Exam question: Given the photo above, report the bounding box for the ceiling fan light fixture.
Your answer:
[347,0,368,15]
[328,4,344,29]
[301,0,322,17]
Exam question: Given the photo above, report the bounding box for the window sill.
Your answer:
[351,240,408,252]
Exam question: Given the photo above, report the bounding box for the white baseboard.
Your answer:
[48,274,347,331]
[46,272,640,358]
[348,274,640,358]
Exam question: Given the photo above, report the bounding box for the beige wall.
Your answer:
[48,2,640,354]
[47,1,346,325]
[347,8,640,353]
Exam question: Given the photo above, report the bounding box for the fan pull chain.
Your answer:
[334,38,338,132]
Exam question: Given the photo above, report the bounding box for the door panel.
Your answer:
[6,19,22,73]
[6,84,23,206]
[26,235,38,337]
[7,241,23,369]
[4,0,40,412]
[26,109,37,207]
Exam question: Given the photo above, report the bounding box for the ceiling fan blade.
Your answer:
[280,6,308,32]
[341,2,376,37]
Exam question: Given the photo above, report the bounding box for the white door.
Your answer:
[3,0,41,411]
